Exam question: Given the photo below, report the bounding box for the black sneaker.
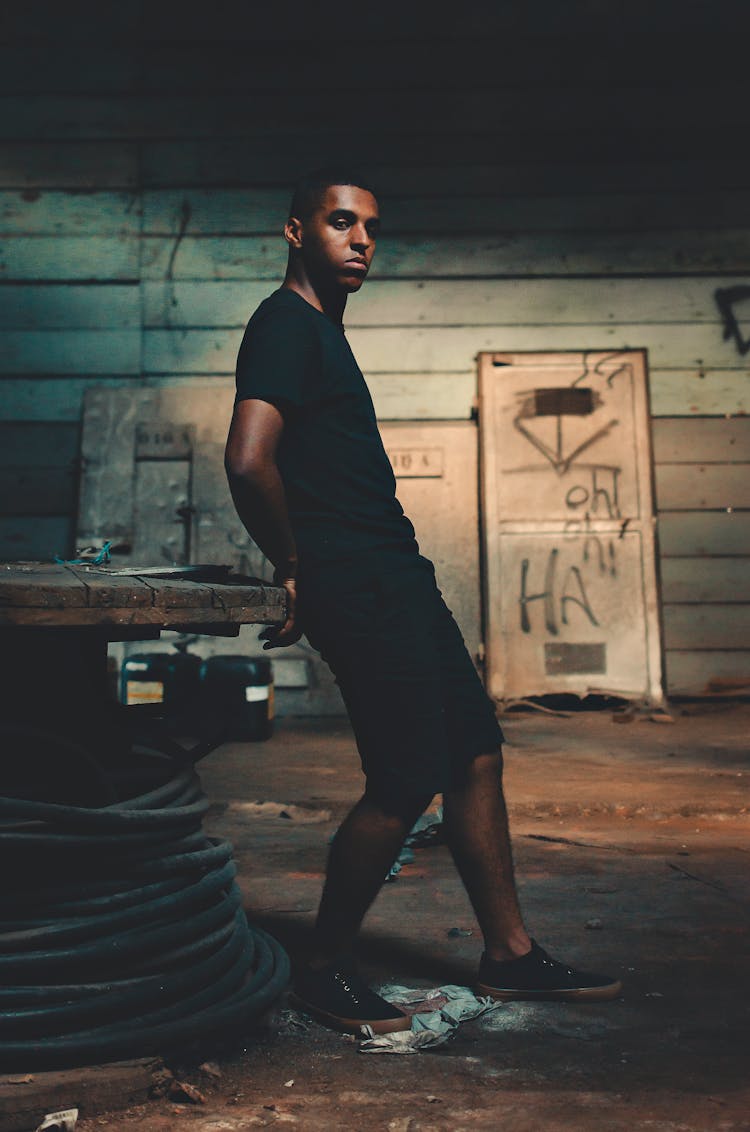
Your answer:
[290,962,412,1034]
[477,940,622,1002]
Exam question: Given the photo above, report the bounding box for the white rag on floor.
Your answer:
[359,984,503,1054]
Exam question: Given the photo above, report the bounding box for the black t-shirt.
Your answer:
[234,288,418,571]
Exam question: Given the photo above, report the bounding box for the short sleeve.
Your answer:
[235,301,318,414]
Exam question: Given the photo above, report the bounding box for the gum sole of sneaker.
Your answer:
[476,979,623,1003]
[288,991,412,1035]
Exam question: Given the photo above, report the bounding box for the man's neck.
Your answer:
[282,271,347,325]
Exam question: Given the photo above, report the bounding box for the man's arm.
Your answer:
[224,398,301,648]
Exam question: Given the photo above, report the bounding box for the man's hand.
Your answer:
[260,575,302,649]
[225,398,302,649]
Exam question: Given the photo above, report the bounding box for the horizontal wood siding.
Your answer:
[1,0,749,695]
[655,465,750,511]
[655,414,750,696]
[138,232,750,279]
[0,423,79,558]
[660,558,750,604]
[0,517,72,561]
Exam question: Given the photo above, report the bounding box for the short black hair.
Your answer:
[289,167,376,221]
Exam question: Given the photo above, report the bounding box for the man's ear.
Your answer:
[284,215,303,249]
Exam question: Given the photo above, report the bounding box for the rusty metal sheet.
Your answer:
[78,385,267,579]
[132,458,191,566]
[478,350,664,705]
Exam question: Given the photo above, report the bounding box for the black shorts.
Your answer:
[297,555,504,798]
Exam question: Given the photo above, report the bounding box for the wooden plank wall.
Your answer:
[1,0,749,696]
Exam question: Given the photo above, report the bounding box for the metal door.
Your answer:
[478,350,664,705]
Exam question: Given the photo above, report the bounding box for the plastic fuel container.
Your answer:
[199,655,274,741]
[120,651,201,713]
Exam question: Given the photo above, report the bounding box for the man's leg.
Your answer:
[291,788,432,1034]
[443,748,622,1001]
[442,750,531,961]
[309,788,432,966]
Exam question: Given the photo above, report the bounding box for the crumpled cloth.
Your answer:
[359,983,502,1054]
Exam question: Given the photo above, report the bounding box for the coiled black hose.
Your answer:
[0,727,290,1071]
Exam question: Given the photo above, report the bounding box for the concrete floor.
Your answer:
[79,703,750,1132]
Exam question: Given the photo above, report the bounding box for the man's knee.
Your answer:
[363,782,434,822]
[446,747,504,796]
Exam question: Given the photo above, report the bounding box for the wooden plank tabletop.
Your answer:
[0,563,285,629]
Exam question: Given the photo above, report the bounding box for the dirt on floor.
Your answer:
[70,702,749,1132]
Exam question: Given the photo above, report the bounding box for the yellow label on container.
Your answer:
[125,680,164,704]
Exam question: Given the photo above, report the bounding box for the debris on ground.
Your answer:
[197,1062,222,1079]
[168,1080,207,1105]
[35,1110,78,1132]
[229,800,332,823]
[149,1067,175,1098]
[360,984,502,1054]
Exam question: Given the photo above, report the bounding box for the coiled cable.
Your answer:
[0,726,290,1070]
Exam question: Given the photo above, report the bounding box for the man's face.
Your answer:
[295,184,380,292]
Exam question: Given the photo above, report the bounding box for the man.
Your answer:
[225,169,621,1035]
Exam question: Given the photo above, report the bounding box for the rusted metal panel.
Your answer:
[125,461,191,567]
[190,437,269,581]
[478,349,664,705]
[78,387,159,546]
[78,385,266,576]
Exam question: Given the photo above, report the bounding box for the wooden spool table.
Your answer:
[0,564,287,1130]
[0,562,285,752]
